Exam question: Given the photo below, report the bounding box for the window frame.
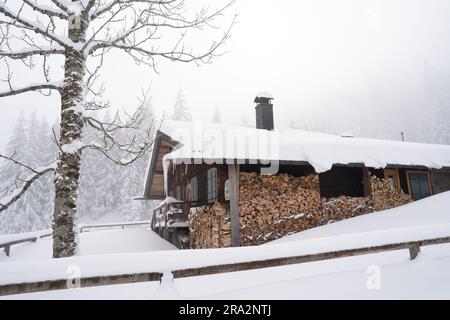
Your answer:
[406,170,432,200]
[207,168,218,202]
[384,168,401,191]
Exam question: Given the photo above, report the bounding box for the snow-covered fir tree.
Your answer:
[0,113,55,233]
[171,88,192,121]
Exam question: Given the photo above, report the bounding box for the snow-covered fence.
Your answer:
[1,235,449,296]
[0,223,151,258]
[0,232,51,257]
[79,221,151,233]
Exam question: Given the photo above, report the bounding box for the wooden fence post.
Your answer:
[409,243,421,260]
[4,245,10,257]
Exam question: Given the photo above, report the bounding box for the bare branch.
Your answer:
[0,46,65,59]
[0,82,61,97]
[0,153,40,174]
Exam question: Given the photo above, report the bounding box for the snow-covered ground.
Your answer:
[1,192,450,299]
[0,228,177,262]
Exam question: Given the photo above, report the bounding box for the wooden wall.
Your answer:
[430,168,450,195]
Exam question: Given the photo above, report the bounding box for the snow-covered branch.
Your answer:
[0,3,72,48]
[0,82,61,97]
[50,0,69,13]
[23,0,69,20]
[0,155,56,214]
[83,90,156,166]
[0,46,65,59]
[85,0,236,68]
[90,0,178,20]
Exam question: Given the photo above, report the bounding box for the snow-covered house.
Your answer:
[142,94,450,249]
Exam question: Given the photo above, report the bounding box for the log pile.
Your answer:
[188,172,413,248]
[321,196,373,224]
[239,172,322,246]
[370,175,412,211]
[188,203,231,249]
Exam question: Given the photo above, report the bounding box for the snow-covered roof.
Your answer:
[158,121,450,173]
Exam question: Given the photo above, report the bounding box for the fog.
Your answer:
[2,0,450,150]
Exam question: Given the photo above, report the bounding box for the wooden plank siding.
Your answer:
[167,163,229,207]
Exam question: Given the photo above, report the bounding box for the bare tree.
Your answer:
[0,0,235,257]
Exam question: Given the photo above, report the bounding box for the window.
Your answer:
[191,177,198,201]
[407,171,431,201]
[207,168,217,201]
[175,185,182,201]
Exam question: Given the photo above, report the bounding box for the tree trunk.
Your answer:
[52,10,87,258]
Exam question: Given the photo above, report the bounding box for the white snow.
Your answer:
[67,4,82,15]
[3,244,450,300]
[1,192,450,299]
[0,228,176,263]
[61,139,84,154]
[256,91,274,99]
[154,196,183,211]
[156,121,450,175]
[0,230,52,244]
[341,131,355,138]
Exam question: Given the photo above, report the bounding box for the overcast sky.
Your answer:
[2,0,450,151]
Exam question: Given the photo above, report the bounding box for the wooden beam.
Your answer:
[362,167,371,196]
[228,164,241,247]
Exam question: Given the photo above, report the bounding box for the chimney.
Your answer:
[254,92,274,131]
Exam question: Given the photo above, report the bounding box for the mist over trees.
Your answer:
[0,112,55,233]
[171,88,192,122]
[291,67,450,145]
[212,106,222,123]
[0,110,155,234]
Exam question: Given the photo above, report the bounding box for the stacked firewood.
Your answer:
[239,172,322,246]
[189,172,413,249]
[321,196,373,224]
[188,203,231,249]
[370,175,412,211]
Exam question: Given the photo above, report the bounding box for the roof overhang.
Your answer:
[141,130,180,200]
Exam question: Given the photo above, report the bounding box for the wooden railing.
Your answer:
[1,235,449,296]
[79,221,151,233]
[0,221,151,257]
[0,232,52,257]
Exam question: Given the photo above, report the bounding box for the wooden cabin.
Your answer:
[140,94,450,249]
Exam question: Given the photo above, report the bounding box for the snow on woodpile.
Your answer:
[157,121,450,173]
[269,190,450,244]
